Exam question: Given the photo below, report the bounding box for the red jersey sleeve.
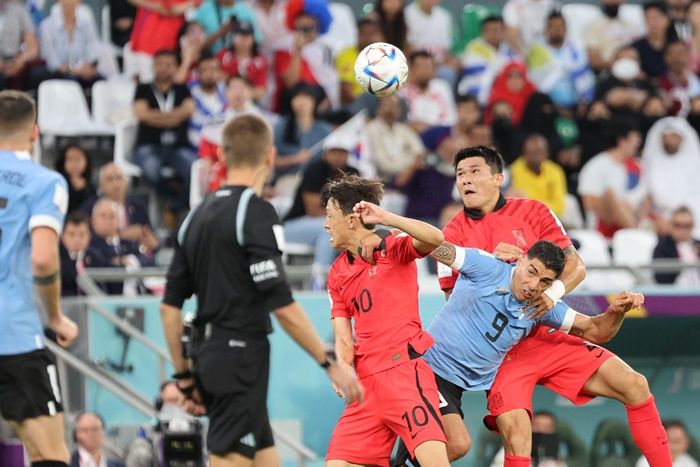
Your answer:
[438,217,461,291]
[384,233,425,263]
[328,270,351,319]
[249,56,269,88]
[535,202,573,249]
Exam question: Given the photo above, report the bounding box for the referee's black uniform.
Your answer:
[163,185,294,458]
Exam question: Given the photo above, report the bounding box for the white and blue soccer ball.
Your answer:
[354,42,409,97]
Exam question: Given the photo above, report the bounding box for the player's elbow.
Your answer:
[31,250,56,274]
[273,302,300,325]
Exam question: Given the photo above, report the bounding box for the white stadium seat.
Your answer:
[37,80,111,137]
[92,79,136,129]
[612,228,658,266]
[189,159,210,208]
[113,118,141,178]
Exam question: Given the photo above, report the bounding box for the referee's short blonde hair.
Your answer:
[222,114,272,168]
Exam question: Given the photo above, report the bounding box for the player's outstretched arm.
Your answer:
[569,292,644,344]
[274,303,365,404]
[31,226,78,347]
[353,201,443,254]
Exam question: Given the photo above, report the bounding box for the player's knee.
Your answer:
[446,434,471,460]
[623,371,651,404]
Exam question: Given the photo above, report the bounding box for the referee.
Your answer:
[160,114,364,467]
[0,91,79,467]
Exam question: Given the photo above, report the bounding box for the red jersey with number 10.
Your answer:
[438,196,572,291]
[328,233,434,378]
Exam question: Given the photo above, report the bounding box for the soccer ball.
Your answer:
[354,42,409,97]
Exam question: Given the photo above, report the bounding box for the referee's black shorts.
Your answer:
[195,334,273,459]
[0,348,64,422]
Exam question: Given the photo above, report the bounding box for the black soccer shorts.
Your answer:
[0,348,64,422]
[194,335,274,459]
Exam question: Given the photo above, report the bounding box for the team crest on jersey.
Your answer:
[489,392,504,410]
[511,229,527,248]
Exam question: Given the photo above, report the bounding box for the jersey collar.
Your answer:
[463,193,507,220]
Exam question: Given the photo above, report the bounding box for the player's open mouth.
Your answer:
[464,190,476,196]
[522,290,532,299]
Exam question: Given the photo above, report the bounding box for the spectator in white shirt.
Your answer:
[399,50,457,133]
[187,53,227,148]
[367,94,425,180]
[584,0,642,72]
[70,412,123,467]
[578,117,648,237]
[404,0,459,86]
[502,0,558,55]
[636,421,700,467]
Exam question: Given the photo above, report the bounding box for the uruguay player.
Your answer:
[0,91,79,467]
[352,201,661,467]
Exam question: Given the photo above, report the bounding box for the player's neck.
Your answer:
[0,141,32,152]
[343,230,374,257]
[479,193,503,214]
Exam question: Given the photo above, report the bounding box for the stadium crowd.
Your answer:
[3,0,698,292]
[2,0,700,465]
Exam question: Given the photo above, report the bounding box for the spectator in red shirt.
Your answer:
[217,21,269,103]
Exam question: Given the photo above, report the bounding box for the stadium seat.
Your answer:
[92,79,136,129]
[37,80,112,137]
[612,229,657,267]
[189,159,210,208]
[122,42,154,82]
[561,193,584,230]
[590,419,640,467]
[113,118,141,178]
[561,3,602,46]
[568,229,611,267]
[323,3,358,55]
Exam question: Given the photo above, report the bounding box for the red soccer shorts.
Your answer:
[484,326,615,431]
[326,359,446,466]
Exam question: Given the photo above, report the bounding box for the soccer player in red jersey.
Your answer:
[383,146,672,467]
[322,175,450,467]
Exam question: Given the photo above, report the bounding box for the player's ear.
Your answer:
[30,124,39,143]
[493,171,504,187]
[266,145,277,167]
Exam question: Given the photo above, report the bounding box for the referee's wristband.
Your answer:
[543,280,566,302]
[172,369,193,380]
[320,349,337,369]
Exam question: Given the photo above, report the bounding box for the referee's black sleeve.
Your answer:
[243,198,294,312]
[163,234,195,308]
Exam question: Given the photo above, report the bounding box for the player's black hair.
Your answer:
[409,50,433,64]
[54,143,92,184]
[321,174,384,228]
[601,116,639,150]
[452,146,504,174]
[643,0,668,15]
[456,94,480,107]
[481,15,504,28]
[65,211,90,227]
[526,241,566,278]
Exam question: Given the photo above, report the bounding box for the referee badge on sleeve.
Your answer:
[272,224,286,251]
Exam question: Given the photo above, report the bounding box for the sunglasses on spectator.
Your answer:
[672,222,694,229]
[296,25,316,34]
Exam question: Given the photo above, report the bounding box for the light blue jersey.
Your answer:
[0,150,67,355]
[424,248,575,391]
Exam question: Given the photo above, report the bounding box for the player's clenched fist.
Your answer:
[607,292,645,314]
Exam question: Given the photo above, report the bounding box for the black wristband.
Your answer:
[320,349,337,369]
[176,382,195,397]
[172,369,193,380]
[33,270,59,285]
